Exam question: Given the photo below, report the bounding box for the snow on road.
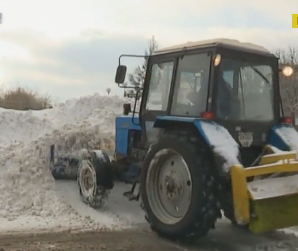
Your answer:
[0,93,134,233]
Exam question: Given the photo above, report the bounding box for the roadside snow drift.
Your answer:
[0,93,134,232]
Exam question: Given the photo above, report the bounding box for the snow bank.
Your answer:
[0,93,133,232]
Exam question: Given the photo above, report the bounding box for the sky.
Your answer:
[0,0,297,102]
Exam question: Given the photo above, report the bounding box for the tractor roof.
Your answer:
[154,38,271,55]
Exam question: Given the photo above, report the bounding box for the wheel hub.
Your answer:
[165,174,182,200]
[82,169,93,191]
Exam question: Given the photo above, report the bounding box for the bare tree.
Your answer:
[106,87,111,96]
[128,35,158,90]
[274,47,298,116]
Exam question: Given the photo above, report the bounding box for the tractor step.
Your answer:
[123,182,140,201]
[123,191,139,201]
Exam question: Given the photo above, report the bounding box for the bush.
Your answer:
[0,87,52,110]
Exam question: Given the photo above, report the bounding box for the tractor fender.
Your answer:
[268,124,298,151]
[154,116,240,173]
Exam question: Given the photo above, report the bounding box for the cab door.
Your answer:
[139,56,176,147]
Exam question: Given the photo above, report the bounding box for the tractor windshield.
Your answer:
[217,57,275,122]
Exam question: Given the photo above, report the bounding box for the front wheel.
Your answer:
[140,132,220,240]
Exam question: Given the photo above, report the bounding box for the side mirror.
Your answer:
[115,65,127,84]
[123,103,131,115]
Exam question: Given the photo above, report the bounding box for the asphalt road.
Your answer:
[53,180,298,251]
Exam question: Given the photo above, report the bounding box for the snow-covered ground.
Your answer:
[0,93,142,233]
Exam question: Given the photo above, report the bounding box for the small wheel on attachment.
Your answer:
[77,150,114,209]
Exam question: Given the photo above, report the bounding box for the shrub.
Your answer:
[0,87,52,110]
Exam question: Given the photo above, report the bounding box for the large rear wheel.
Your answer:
[140,131,220,240]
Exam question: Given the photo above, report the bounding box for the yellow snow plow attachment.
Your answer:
[230,145,298,234]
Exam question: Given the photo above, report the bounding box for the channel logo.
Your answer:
[293,14,298,28]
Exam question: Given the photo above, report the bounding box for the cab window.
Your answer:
[145,61,174,111]
[170,53,212,116]
[217,58,274,121]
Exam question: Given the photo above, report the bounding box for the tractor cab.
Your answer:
[115,38,293,151]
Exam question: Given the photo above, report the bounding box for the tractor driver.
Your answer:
[216,74,236,119]
[186,73,239,119]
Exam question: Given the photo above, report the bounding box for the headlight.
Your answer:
[213,54,221,66]
[282,66,294,77]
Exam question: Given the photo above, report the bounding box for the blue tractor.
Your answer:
[51,38,298,241]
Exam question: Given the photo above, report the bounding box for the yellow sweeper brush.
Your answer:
[231,145,298,233]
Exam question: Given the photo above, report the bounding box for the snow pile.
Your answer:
[0,110,54,146]
[0,143,84,225]
[0,93,134,232]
